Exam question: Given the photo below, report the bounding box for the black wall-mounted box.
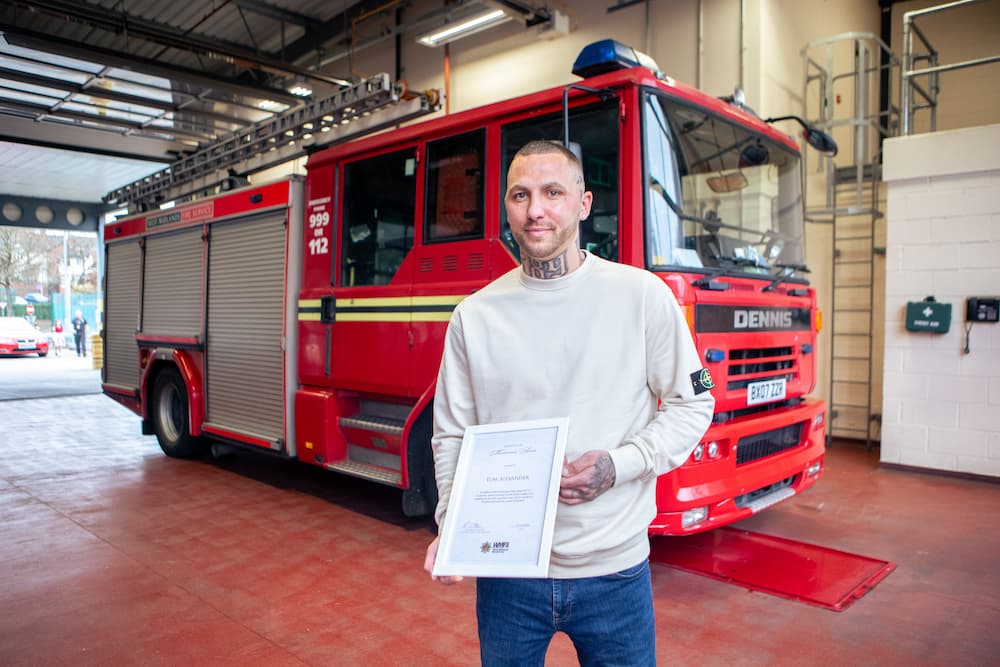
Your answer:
[966,297,1000,323]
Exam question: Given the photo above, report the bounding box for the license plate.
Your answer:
[18,341,35,350]
[747,377,786,406]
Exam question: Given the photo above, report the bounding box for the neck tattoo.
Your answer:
[524,249,585,279]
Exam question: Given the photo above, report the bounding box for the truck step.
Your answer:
[340,414,404,435]
[326,459,402,486]
[740,485,796,514]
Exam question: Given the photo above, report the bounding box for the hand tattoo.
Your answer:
[587,454,616,499]
[560,452,616,504]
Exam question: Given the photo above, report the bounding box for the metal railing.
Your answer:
[902,0,1000,134]
[802,32,900,217]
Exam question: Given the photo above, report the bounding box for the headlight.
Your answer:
[812,412,825,430]
[682,506,708,528]
[692,443,704,462]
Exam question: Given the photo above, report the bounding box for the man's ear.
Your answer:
[579,190,594,220]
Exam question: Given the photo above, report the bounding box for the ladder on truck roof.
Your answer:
[103,74,441,212]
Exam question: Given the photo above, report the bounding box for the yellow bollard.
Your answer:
[91,333,103,370]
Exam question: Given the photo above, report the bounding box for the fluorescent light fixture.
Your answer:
[417,8,511,47]
[289,84,312,97]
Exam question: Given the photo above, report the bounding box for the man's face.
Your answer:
[504,152,592,263]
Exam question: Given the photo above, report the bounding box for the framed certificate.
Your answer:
[432,417,569,579]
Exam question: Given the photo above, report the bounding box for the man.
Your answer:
[424,140,715,665]
[71,310,87,357]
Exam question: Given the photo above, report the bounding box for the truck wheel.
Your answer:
[152,367,207,458]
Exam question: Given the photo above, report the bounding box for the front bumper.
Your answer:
[650,397,825,535]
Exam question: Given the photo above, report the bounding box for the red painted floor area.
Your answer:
[2,394,1000,666]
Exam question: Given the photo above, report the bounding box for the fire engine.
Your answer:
[102,40,833,535]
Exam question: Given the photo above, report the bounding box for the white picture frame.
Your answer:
[432,417,569,579]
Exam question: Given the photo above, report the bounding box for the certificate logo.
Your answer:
[481,541,511,555]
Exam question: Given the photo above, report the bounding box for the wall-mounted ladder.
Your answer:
[802,32,900,448]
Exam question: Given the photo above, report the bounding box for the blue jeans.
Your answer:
[476,560,655,666]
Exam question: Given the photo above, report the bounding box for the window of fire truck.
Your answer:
[340,147,417,286]
[499,101,620,261]
[424,130,485,243]
[641,91,806,276]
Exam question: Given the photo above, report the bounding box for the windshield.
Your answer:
[642,90,806,276]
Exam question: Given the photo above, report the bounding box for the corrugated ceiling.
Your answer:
[0,0,371,203]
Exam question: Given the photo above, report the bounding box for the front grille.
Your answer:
[727,346,796,390]
[735,422,804,465]
[712,397,802,424]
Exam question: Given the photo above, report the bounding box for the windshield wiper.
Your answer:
[692,256,761,288]
[762,263,810,292]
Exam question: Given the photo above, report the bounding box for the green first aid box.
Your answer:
[905,300,952,333]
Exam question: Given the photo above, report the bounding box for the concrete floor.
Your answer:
[1,371,998,665]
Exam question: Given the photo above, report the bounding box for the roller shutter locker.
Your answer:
[105,240,141,390]
[205,211,287,444]
[142,228,203,337]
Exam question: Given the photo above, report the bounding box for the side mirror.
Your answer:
[764,115,838,157]
[803,128,838,157]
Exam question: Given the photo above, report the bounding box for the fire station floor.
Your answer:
[2,390,999,666]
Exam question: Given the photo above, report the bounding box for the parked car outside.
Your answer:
[0,317,50,357]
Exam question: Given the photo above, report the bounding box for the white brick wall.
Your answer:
[882,124,1000,477]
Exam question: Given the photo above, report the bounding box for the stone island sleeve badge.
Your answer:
[690,368,715,394]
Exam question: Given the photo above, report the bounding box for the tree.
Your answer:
[0,226,48,312]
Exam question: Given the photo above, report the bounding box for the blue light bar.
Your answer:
[572,39,661,78]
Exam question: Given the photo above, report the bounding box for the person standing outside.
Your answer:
[52,319,65,356]
[71,310,87,357]
[424,140,716,665]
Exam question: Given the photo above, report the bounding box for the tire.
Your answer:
[38,352,47,358]
[151,366,207,458]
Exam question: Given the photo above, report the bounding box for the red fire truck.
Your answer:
[102,40,831,535]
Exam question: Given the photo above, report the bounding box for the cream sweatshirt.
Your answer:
[432,252,715,578]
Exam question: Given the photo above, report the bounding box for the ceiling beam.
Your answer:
[5,0,351,87]
[0,98,216,142]
[0,65,260,128]
[0,24,304,105]
[276,0,379,65]
[232,0,312,26]
[0,114,189,161]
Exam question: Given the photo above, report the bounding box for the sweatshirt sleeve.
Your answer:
[430,311,476,530]
[608,276,715,485]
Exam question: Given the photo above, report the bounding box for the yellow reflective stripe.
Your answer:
[411,295,466,307]
[298,298,323,321]
[297,295,466,322]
